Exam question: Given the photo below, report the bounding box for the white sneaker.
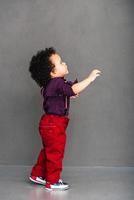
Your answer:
[29,175,46,185]
[44,179,70,191]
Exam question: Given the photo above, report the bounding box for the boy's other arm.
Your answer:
[71,69,102,94]
[71,77,92,94]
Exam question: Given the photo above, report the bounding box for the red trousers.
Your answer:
[30,114,70,184]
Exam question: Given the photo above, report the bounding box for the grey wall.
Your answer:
[0,0,134,166]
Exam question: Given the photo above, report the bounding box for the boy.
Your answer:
[28,47,101,191]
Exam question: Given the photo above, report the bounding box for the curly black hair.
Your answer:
[28,47,56,88]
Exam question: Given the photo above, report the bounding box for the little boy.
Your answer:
[28,47,101,191]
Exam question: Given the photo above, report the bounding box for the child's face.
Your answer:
[49,53,69,78]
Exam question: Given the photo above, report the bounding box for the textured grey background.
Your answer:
[0,0,134,166]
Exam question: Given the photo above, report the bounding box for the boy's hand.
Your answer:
[88,69,102,83]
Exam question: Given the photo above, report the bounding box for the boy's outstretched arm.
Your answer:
[71,69,101,94]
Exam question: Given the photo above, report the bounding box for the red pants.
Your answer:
[30,114,70,184]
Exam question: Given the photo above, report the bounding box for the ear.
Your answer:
[50,71,55,77]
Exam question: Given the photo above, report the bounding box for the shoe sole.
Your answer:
[44,185,70,191]
[29,176,46,185]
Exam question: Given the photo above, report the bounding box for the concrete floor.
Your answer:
[0,165,134,200]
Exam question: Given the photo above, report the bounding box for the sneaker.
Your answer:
[29,175,46,185]
[44,179,70,191]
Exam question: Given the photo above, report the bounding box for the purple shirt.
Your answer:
[40,77,78,116]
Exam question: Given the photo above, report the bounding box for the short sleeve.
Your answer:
[65,78,78,86]
[57,78,78,97]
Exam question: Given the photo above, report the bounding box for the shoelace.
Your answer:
[52,179,64,185]
[58,179,63,184]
